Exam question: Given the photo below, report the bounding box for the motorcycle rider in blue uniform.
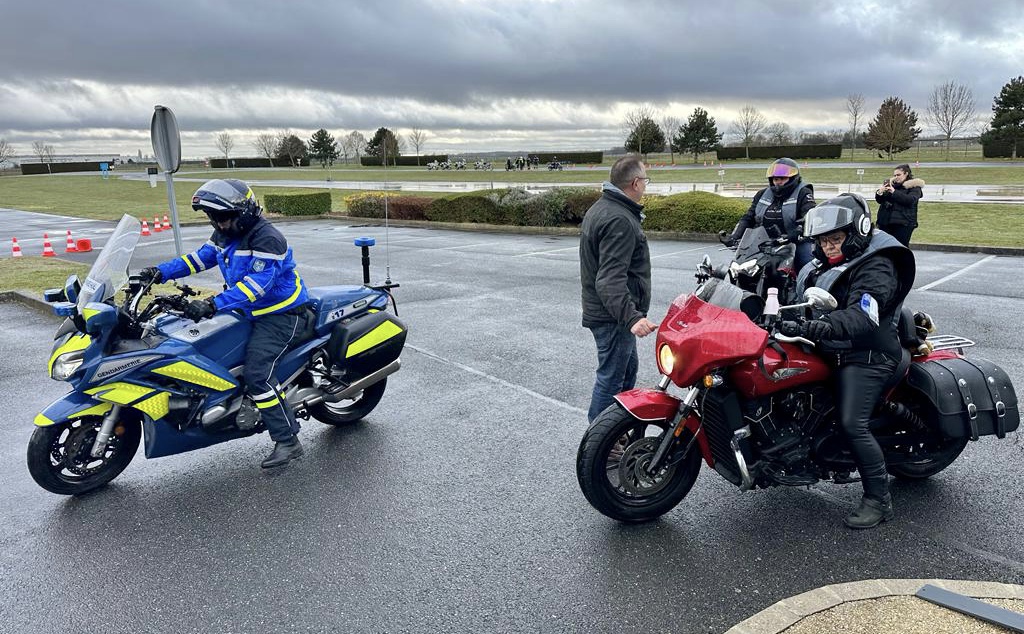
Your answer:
[140,179,312,468]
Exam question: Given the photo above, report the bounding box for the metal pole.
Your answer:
[164,172,183,256]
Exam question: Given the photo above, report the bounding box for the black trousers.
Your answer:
[879,224,914,247]
[835,353,899,500]
[243,308,314,442]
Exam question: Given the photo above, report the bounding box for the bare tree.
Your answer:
[252,133,278,167]
[623,104,661,156]
[215,132,235,161]
[846,93,865,159]
[408,127,429,165]
[729,105,767,159]
[0,139,15,168]
[660,115,681,164]
[344,130,367,164]
[32,140,49,162]
[927,80,976,160]
[764,122,792,145]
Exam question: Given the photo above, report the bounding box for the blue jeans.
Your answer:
[587,322,639,423]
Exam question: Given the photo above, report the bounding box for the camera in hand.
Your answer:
[883,179,891,187]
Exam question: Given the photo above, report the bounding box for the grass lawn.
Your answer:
[915,202,1024,248]
[0,257,89,294]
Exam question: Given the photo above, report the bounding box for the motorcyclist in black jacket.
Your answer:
[723,158,816,272]
[782,193,915,529]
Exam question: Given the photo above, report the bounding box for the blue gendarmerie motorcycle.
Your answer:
[30,215,407,495]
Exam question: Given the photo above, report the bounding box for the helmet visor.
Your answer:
[804,205,854,238]
[766,162,799,178]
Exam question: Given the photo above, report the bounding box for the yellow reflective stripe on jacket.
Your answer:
[181,254,197,275]
[251,272,304,316]
[346,320,403,357]
[236,281,258,302]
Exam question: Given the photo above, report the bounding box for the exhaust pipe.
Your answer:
[327,359,401,400]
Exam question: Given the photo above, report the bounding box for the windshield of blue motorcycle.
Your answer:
[733,226,772,263]
[78,214,141,309]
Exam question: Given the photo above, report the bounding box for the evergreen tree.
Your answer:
[980,76,1024,158]
[308,128,339,168]
[365,127,402,166]
[864,97,920,160]
[674,107,723,162]
[275,134,308,167]
[624,117,665,156]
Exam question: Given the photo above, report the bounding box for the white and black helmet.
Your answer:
[191,178,262,236]
[804,193,873,261]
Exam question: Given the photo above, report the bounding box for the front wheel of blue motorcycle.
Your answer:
[27,415,141,495]
[308,379,387,426]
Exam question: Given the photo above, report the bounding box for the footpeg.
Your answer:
[235,398,261,430]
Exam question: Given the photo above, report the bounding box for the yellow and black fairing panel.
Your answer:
[327,310,407,382]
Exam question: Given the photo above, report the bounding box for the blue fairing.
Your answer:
[157,311,251,369]
[144,418,254,458]
[308,285,389,334]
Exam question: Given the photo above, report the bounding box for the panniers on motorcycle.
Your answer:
[327,311,407,382]
[906,356,1020,440]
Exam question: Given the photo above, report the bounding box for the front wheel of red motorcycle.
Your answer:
[577,404,702,523]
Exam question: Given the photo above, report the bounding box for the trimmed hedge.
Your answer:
[508,187,601,226]
[209,157,309,168]
[642,192,747,233]
[426,193,505,224]
[21,161,107,175]
[529,151,603,164]
[982,139,1019,158]
[345,192,431,220]
[359,154,448,167]
[716,144,842,160]
[263,191,331,216]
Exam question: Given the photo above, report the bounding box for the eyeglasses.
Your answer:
[635,176,651,185]
[816,234,846,248]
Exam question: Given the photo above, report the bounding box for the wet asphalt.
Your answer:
[1,216,1022,633]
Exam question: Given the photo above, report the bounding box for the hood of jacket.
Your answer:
[899,178,925,189]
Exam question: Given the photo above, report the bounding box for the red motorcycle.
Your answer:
[576,280,1020,523]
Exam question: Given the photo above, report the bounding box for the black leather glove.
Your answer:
[778,321,803,337]
[718,230,737,247]
[184,298,216,322]
[803,319,834,342]
[139,267,162,285]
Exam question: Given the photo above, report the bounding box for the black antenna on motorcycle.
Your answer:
[382,139,393,285]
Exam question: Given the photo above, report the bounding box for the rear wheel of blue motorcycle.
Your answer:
[576,404,702,523]
[27,415,141,495]
[308,379,387,426]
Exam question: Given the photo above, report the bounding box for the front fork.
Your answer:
[646,381,701,474]
[90,405,122,458]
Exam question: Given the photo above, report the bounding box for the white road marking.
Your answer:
[916,255,997,292]
[436,241,501,251]
[406,343,587,415]
[515,245,578,257]
[650,245,719,260]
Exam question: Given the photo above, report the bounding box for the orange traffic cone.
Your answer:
[41,233,56,257]
[163,214,171,229]
[153,217,163,233]
[11,237,23,257]
[141,219,151,236]
[64,229,78,253]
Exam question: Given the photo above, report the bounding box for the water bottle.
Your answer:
[764,287,780,317]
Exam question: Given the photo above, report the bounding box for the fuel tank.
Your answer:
[162,312,251,369]
[729,340,831,398]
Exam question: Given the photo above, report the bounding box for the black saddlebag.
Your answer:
[327,311,407,382]
[905,356,1019,440]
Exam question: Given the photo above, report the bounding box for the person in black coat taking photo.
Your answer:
[875,164,924,246]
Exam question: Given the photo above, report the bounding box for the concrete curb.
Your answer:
[0,290,60,316]
[725,579,1024,634]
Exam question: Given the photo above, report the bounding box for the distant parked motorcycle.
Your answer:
[548,161,562,171]
[474,160,493,171]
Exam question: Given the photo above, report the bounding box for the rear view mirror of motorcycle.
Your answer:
[777,288,838,313]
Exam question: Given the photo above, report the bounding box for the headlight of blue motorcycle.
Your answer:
[51,351,85,380]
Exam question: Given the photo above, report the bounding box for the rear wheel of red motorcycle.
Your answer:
[309,379,387,426]
[577,404,702,523]
[27,415,141,496]
[887,435,968,480]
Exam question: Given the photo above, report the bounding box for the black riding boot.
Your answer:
[261,436,303,469]
[845,462,893,529]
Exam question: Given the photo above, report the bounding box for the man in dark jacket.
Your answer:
[726,157,816,271]
[875,163,924,246]
[580,154,658,423]
[784,193,915,529]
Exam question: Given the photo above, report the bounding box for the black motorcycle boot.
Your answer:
[844,494,894,529]
[260,436,303,469]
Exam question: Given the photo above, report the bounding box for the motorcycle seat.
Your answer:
[877,347,912,409]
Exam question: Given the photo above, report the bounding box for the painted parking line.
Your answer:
[515,245,578,257]
[650,245,722,260]
[916,255,997,292]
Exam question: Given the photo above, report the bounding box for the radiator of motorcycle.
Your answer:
[699,389,747,485]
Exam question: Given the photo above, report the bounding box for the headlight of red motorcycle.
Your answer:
[657,344,676,376]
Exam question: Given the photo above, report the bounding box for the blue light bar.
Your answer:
[354,237,376,247]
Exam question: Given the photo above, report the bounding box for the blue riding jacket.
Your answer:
[157,218,308,319]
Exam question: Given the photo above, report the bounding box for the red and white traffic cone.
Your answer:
[11,237,23,257]
[41,233,56,257]
[64,229,78,253]
[153,216,163,233]
[163,214,172,229]
[141,219,151,236]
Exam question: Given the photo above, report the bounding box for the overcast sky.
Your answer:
[2,0,1022,158]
